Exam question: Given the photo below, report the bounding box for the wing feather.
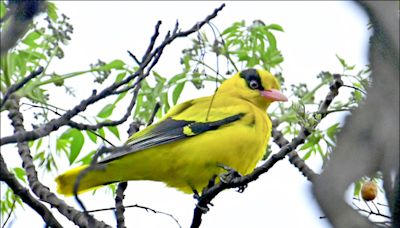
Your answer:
[99,113,244,163]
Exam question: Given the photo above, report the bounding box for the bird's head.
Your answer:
[218,68,287,110]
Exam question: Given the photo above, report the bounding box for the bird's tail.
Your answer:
[55,164,117,196]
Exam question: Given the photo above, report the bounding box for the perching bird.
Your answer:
[55,68,287,195]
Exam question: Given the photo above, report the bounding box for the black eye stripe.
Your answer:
[239,68,265,91]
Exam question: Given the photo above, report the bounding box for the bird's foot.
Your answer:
[217,163,242,184]
[217,163,247,193]
[236,184,248,193]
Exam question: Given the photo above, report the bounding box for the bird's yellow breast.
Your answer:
[109,95,270,193]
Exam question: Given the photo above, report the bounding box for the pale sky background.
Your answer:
[1,1,375,228]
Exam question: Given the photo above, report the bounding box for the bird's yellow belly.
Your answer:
[113,121,267,193]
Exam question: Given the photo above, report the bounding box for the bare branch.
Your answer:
[271,126,317,182]
[0,154,62,228]
[115,182,128,228]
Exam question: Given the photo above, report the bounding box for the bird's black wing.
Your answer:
[99,113,244,163]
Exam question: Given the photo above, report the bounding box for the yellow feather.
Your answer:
[55,69,286,195]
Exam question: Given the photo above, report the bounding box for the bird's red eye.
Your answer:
[249,80,259,89]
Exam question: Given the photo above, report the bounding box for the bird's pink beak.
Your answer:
[261,89,288,102]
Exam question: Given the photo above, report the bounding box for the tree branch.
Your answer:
[271,126,317,182]
[6,95,110,228]
[0,3,226,147]
[87,203,182,228]
[0,154,62,228]
[115,182,128,228]
[67,83,141,131]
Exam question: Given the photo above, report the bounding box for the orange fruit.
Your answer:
[361,181,378,201]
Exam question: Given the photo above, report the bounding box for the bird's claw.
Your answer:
[236,184,248,193]
[217,163,247,193]
[217,163,242,184]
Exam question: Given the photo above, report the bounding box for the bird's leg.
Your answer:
[192,188,214,213]
[207,174,217,188]
[192,189,201,200]
[217,163,248,193]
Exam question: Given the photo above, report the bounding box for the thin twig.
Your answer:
[352,201,391,219]
[0,66,43,109]
[1,198,16,228]
[20,102,117,147]
[66,84,141,132]
[127,50,141,65]
[87,204,182,228]
[147,102,161,126]
[342,84,367,95]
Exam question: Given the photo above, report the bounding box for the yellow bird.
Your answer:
[55,68,287,195]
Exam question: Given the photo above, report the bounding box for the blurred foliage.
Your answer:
[0,2,375,223]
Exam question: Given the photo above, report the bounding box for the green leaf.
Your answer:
[353,180,362,197]
[86,130,97,143]
[168,73,185,86]
[153,71,166,84]
[68,130,84,164]
[300,140,314,151]
[97,104,115,118]
[60,129,85,164]
[115,72,126,83]
[265,31,277,49]
[236,49,250,61]
[326,123,340,142]
[98,128,105,138]
[172,82,185,105]
[21,30,41,47]
[106,126,120,140]
[302,149,312,160]
[47,2,59,22]
[0,2,6,18]
[98,59,125,71]
[56,139,68,153]
[18,49,47,61]
[78,150,96,165]
[115,91,128,104]
[35,138,43,151]
[13,168,26,183]
[221,25,239,35]
[267,24,284,32]
[69,130,84,164]
[161,92,170,114]
[336,54,347,68]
